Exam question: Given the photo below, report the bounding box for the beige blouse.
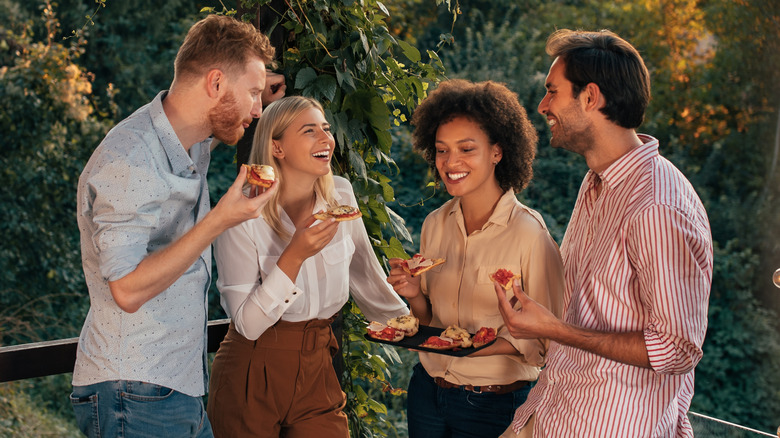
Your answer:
[418,190,565,386]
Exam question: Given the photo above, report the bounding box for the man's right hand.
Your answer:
[211,165,277,231]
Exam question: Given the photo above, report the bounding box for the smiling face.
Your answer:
[434,116,502,201]
[208,57,267,145]
[537,57,595,156]
[274,106,335,179]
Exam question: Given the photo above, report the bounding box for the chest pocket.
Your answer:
[320,237,355,307]
[321,237,355,266]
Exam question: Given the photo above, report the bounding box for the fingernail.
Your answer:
[513,278,521,286]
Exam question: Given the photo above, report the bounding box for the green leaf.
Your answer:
[294,67,318,89]
[335,67,356,91]
[388,210,413,243]
[398,39,421,62]
[307,74,338,102]
[349,150,367,180]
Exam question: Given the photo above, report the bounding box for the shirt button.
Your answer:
[284,299,290,303]
[293,291,297,295]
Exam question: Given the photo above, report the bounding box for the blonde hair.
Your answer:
[249,96,336,239]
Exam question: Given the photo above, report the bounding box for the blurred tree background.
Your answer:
[1,0,779,435]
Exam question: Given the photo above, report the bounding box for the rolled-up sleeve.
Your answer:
[87,147,166,282]
[630,204,713,374]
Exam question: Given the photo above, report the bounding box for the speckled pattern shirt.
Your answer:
[72,91,212,397]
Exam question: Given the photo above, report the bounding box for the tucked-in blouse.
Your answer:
[418,190,565,386]
[213,176,409,340]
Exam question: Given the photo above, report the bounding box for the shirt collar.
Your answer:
[446,189,517,230]
[591,134,659,190]
[150,90,206,177]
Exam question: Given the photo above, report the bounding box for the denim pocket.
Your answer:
[121,381,176,402]
[70,390,100,438]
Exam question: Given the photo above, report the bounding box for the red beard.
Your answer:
[208,90,251,145]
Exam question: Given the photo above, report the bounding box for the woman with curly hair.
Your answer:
[387,79,565,438]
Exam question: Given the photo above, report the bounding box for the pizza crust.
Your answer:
[314,205,362,222]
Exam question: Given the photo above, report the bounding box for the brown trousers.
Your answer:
[207,319,348,438]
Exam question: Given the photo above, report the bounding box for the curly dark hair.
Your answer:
[411,79,537,193]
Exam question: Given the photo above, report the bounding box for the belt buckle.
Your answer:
[302,329,317,352]
[471,385,483,394]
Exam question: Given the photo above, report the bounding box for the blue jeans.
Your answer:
[407,362,530,438]
[70,380,213,438]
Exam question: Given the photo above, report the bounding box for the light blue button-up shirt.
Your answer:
[73,91,212,397]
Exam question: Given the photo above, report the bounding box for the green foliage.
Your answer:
[692,240,780,430]
[0,381,80,437]
[0,0,114,345]
[341,300,409,437]
[20,0,221,119]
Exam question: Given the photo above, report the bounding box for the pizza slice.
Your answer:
[489,268,522,290]
[242,163,275,188]
[472,327,497,348]
[401,253,446,277]
[314,204,363,222]
[387,314,419,337]
[442,325,473,348]
[420,335,461,350]
[366,321,404,342]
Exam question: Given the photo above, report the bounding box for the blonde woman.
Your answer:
[207,96,408,437]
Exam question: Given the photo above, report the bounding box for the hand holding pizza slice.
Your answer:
[489,268,522,290]
[401,253,446,277]
[242,163,275,188]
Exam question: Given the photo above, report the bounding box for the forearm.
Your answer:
[276,247,307,284]
[468,337,518,357]
[109,212,225,313]
[551,322,651,368]
[407,294,432,325]
[230,290,281,340]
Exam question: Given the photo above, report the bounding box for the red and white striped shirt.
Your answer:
[512,135,713,437]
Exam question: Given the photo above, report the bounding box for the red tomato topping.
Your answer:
[492,269,515,286]
[474,327,497,343]
[422,336,453,347]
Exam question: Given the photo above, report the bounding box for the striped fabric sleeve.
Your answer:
[629,203,712,375]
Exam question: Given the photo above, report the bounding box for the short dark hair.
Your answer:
[546,29,651,129]
[411,79,537,193]
[174,14,276,82]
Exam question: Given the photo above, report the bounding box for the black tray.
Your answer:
[364,324,495,357]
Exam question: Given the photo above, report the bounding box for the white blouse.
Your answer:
[213,176,409,340]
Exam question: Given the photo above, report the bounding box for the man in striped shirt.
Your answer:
[495,29,713,437]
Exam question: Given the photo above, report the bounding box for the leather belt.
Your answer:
[433,377,529,395]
